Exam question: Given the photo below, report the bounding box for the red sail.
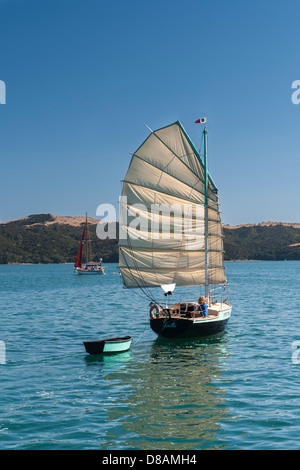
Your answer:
[74,225,85,267]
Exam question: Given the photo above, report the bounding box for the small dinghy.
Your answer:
[83,336,133,355]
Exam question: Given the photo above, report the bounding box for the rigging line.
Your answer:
[126,237,156,300]
[122,281,164,313]
[132,321,148,345]
[121,252,156,302]
[199,131,204,157]
[124,283,153,301]
[119,202,158,302]
[120,236,158,304]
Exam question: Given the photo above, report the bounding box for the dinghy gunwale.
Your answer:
[83,336,133,355]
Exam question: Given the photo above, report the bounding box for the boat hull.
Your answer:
[74,268,105,275]
[83,336,133,354]
[150,308,231,339]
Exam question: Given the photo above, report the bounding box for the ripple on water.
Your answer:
[1,262,300,449]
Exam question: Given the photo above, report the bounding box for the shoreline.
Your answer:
[1,259,299,266]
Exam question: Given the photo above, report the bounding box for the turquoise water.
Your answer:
[1,261,300,450]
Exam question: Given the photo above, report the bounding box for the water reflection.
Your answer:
[84,350,132,366]
[98,333,232,450]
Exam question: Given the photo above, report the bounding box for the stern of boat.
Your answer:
[149,301,231,339]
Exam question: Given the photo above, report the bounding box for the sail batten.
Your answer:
[119,121,227,288]
[122,179,218,206]
[121,182,220,213]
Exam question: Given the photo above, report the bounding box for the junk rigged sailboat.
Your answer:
[74,214,105,275]
[119,121,231,338]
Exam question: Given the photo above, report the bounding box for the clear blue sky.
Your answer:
[0,0,300,225]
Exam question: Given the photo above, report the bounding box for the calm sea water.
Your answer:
[1,261,300,450]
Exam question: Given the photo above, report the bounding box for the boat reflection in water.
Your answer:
[94,333,232,450]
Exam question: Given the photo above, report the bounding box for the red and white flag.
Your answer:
[195,118,206,124]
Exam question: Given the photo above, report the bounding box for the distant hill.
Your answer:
[223,222,300,261]
[0,214,118,264]
[0,214,300,264]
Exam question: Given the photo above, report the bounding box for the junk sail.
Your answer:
[119,121,227,289]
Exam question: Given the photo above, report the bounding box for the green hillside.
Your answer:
[0,214,118,264]
[0,214,300,264]
[223,224,300,260]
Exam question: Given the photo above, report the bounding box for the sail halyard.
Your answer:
[119,121,227,289]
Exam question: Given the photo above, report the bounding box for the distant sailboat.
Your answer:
[119,120,231,338]
[74,214,105,275]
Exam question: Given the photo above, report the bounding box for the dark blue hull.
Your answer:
[150,317,229,339]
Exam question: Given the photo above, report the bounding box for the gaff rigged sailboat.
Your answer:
[119,120,231,339]
[74,214,105,275]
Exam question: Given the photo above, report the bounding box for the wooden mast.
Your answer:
[85,213,88,267]
[203,127,209,301]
